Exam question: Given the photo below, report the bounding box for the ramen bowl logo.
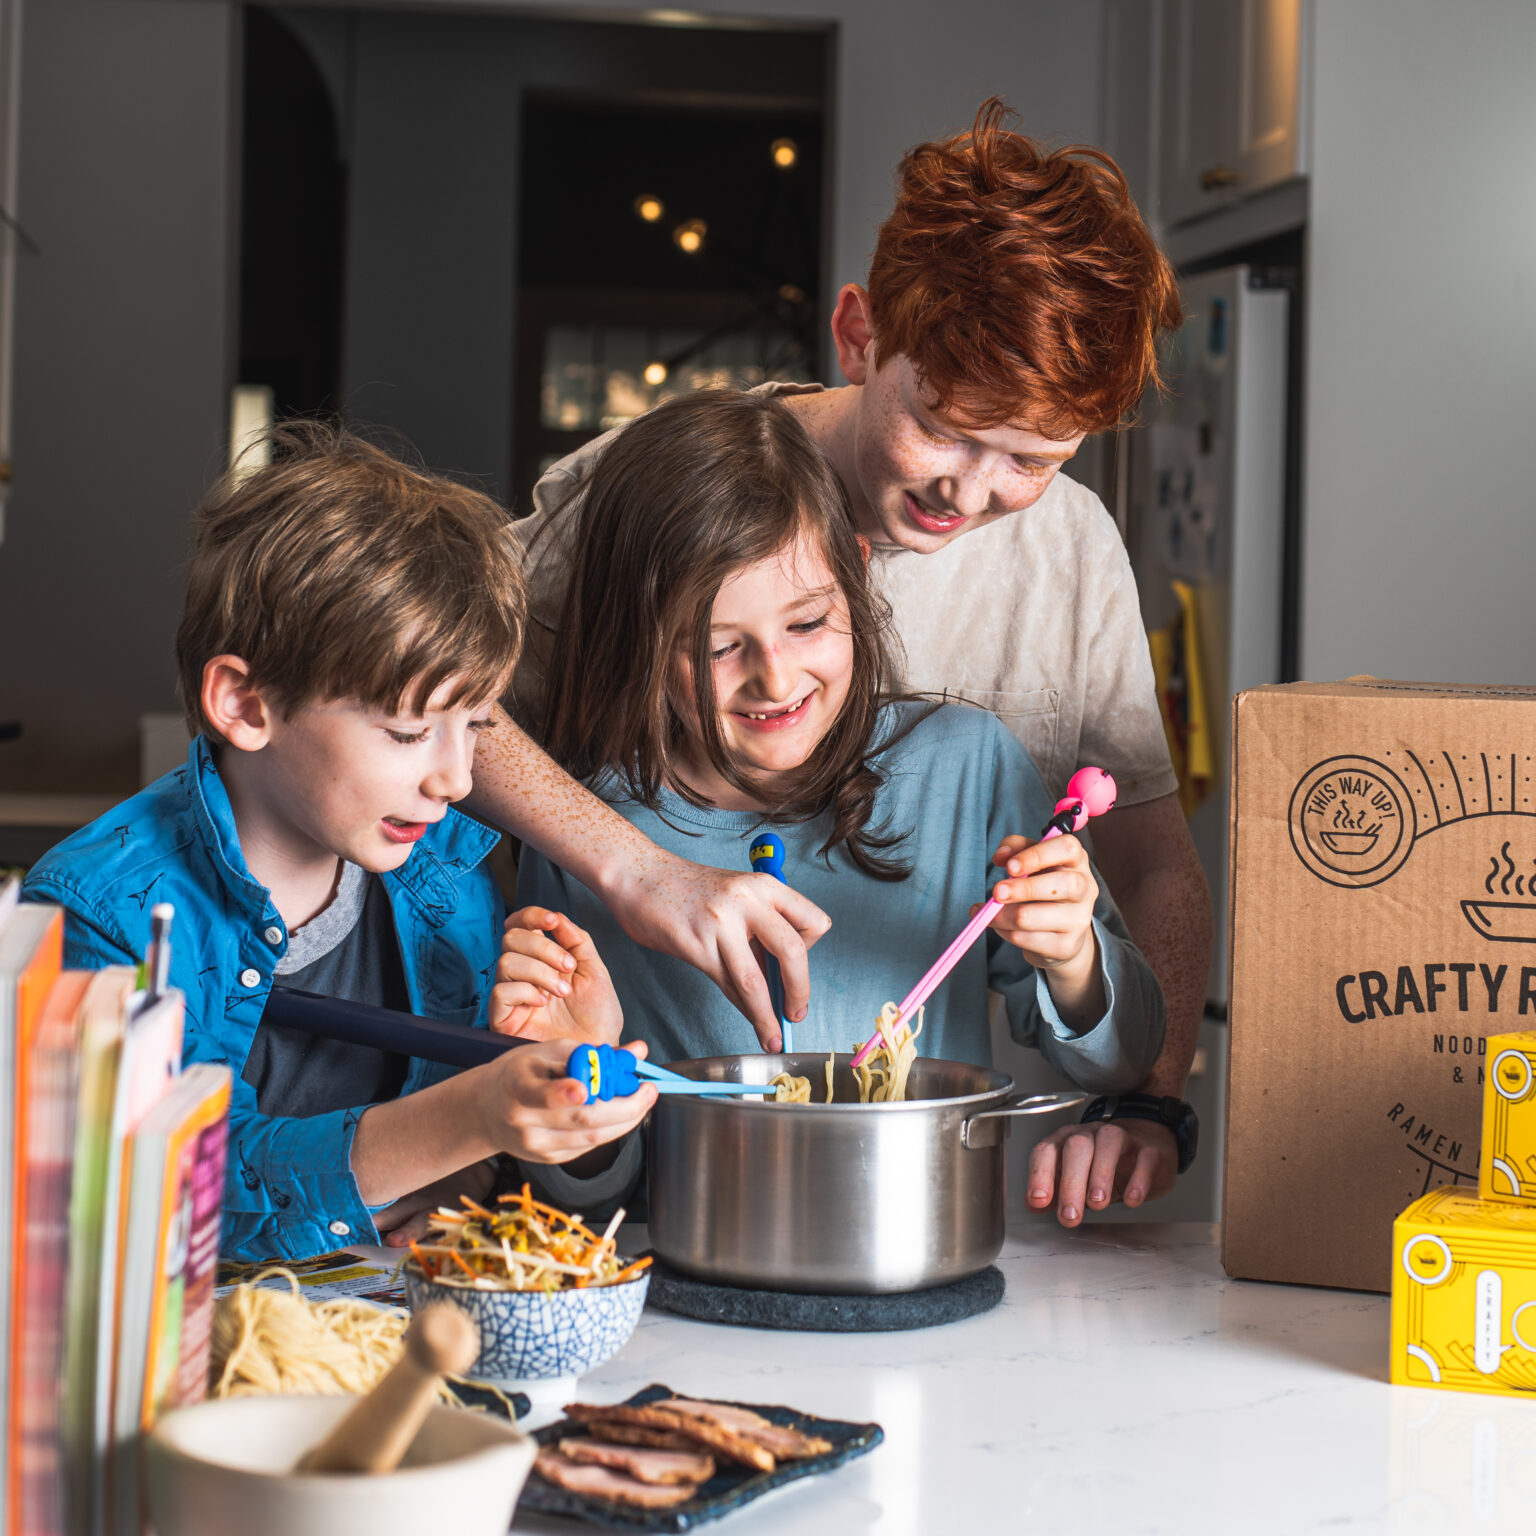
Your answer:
[1290,756,1415,887]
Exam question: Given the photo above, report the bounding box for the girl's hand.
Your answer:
[490,907,623,1044]
[474,1038,657,1164]
[982,834,1104,1025]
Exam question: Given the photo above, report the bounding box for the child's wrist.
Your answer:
[1044,929,1103,1023]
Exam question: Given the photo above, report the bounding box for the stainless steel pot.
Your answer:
[647,1053,1087,1295]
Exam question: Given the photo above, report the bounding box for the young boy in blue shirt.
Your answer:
[24,425,653,1260]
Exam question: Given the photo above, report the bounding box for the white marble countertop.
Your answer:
[503,1220,1536,1536]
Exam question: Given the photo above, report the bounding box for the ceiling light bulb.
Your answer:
[644,361,668,386]
[673,218,706,254]
[771,138,798,169]
[634,194,665,223]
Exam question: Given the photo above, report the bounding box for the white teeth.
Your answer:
[740,696,810,721]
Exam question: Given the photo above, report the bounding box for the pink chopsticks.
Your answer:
[849,767,1118,1069]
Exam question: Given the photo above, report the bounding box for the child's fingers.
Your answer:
[497,940,575,999]
[991,834,1031,868]
[988,864,1097,912]
[1000,833,1088,879]
[504,905,563,937]
[505,906,606,973]
[488,981,550,1035]
[502,924,578,968]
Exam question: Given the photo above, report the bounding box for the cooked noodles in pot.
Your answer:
[768,1004,925,1105]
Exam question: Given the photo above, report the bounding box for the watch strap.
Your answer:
[1080,1092,1199,1174]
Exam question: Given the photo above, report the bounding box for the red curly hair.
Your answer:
[867,99,1181,437]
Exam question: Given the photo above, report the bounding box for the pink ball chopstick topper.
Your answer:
[848,766,1118,1070]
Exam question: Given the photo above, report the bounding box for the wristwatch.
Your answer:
[1080,1093,1199,1174]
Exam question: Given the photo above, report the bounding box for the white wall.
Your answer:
[1301,0,1536,684]
[0,0,236,792]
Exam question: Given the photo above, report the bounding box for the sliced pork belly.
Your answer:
[558,1437,715,1485]
[660,1398,833,1460]
[533,1448,698,1509]
[581,1423,704,1453]
[564,1403,774,1472]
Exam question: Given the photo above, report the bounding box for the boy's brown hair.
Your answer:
[541,390,917,879]
[868,98,1182,437]
[177,422,524,739]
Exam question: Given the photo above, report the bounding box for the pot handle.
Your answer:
[961,1091,1090,1150]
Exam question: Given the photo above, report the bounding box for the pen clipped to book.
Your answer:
[135,902,174,1016]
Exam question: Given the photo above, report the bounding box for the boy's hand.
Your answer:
[475,1038,656,1164]
[491,907,623,1044]
[377,1160,496,1248]
[982,834,1104,1024]
[1025,1119,1179,1226]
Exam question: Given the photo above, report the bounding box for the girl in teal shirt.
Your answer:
[502,389,1164,1098]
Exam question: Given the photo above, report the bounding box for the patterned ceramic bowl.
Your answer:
[403,1265,649,1383]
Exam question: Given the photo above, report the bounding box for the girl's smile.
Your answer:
[731,691,816,730]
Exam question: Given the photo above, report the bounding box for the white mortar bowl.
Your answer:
[145,1394,535,1536]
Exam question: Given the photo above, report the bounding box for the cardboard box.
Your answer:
[1225,678,1536,1292]
[1483,1031,1536,1202]
[1391,1187,1536,1396]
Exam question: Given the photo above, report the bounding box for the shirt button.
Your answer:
[264,926,283,945]
[240,968,261,988]
[329,1220,351,1237]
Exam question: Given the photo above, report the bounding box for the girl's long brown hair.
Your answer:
[541,390,916,879]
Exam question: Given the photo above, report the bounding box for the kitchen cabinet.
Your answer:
[1104,0,1307,231]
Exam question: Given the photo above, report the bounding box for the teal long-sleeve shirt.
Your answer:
[517,702,1165,1091]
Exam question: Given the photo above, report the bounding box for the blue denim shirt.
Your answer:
[22,736,504,1260]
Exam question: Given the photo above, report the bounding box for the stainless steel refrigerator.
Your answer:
[1124,263,1292,1009]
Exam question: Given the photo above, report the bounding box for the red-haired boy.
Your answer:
[501,101,1207,1226]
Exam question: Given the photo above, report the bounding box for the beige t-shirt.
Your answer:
[514,383,1176,808]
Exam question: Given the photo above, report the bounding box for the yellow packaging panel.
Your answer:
[1392,1187,1536,1396]
[1483,1031,1536,1203]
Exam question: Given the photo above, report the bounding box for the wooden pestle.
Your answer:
[295,1302,480,1475]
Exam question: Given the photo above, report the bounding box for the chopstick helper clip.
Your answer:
[747,831,796,1055]
[849,766,1119,1070]
[565,1043,776,1103]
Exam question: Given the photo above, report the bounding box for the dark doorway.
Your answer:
[515,95,825,499]
[239,6,346,421]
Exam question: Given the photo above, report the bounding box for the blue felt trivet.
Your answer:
[643,1256,1005,1332]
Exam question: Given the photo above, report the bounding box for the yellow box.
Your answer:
[1484,1032,1536,1202]
[1393,1187,1536,1395]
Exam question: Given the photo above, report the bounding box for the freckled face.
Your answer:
[850,355,1085,552]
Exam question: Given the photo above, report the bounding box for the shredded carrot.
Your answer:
[407,1190,642,1294]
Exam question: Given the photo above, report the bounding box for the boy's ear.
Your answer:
[201,655,274,750]
[830,284,877,385]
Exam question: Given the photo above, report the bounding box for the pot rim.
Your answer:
[656,1052,1016,1114]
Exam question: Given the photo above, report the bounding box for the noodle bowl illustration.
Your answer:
[1319,799,1382,856]
[1461,843,1536,944]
